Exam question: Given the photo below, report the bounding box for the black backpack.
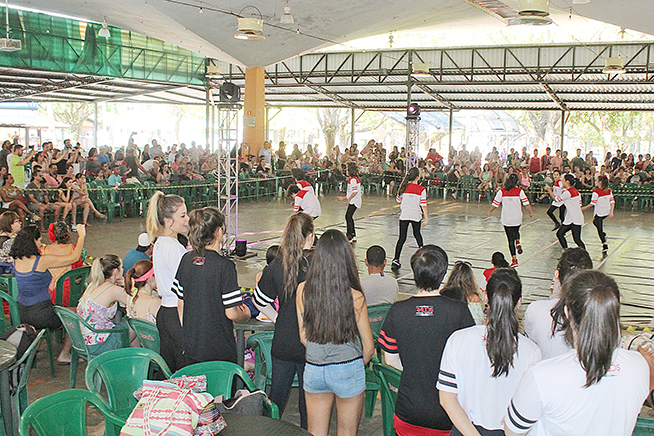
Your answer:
[1,324,37,395]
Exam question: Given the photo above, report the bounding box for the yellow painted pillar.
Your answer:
[243,67,266,158]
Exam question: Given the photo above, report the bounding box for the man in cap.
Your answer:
[123,233,154,276]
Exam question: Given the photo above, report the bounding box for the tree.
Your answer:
[515,111,562,150]
[316,108,349,155]
[52,102,94,141]
[567,111,654,154]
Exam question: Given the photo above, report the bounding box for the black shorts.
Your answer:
[18,299,62,330]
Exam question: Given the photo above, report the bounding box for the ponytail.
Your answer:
[125,260,154,297]
[146,191,185,241]
[485,268,522,377]
[561,270,621,387]
[89,254,121,289]
[398,167,420,196]
[280,212,314,300]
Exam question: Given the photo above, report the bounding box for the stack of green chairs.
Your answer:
[458,175,477,201]
[638,184,654,211]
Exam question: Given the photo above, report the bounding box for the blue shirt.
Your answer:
[122,248,150,276]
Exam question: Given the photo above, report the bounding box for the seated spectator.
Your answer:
[0,211,21,262]
[360,245,398,306]
[0,174,40,224]
[379,245,474,436]
[523,247,592,360]
[107,165,122,187]
[26,168,64,232]
[12,225,84,363]
[71,174,106,225]
[77,255,137,356]
[42,221,83,306]
[124,260,160,323]
[123,232,153,275]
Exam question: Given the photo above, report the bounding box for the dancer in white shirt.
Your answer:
[581,175,614,257]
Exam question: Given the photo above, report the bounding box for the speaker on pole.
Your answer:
[220,82,241,102]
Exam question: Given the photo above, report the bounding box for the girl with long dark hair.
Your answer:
[487,173,534,267]
[391,167,428,270]
[445,261,484,325]
[439,268,541,436]
[581,175,614,257]
[254,212,315,429]
[296,229,375,436]
[505,270,650,436]
[146,191,189,372]
[337,162,361,242]
[545,174,585,250]
[171,207,250,367]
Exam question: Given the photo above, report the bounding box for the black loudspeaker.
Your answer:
[235,239,247,257]
[220,82,241,102]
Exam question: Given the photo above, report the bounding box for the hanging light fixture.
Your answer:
[603,57,626,75]
[98,17,111,38]
[280,1,294,24]
[0,0,21,51]
[572,0,590,4]
[234,6,265,40]
[508,0,553,26]
[412,62,431,78]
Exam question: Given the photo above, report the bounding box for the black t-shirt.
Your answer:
[56,159,67,175]
[254,251,312,363]
[172,250,242,364]
[379,295,474,430]
[125,156,140,178]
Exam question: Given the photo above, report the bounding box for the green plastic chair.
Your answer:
[363,303,393,417]
[54,266,91,308]
[170,360,280,419]
[126,318,160,353]
[5,329,46,434]
[53,306,130,388]
[246,331,274,393]
[85,348,171,425]
[19,389,125,436]
[372,359,402,436]
[368,303,392,338]
[0,275,18,299]
[0,292,20,335]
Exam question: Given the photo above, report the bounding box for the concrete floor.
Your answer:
[23,191,654,435]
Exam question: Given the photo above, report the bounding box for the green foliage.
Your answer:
[567,111,654,153]
[51,102,94,141]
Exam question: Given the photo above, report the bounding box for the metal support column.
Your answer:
[405,51,413,163]
[93,102,98,149]
[216,105,240,254]
[351,107,355,147]
[205,76,211,148]
[448,109,454,157]
[560,110,566,152]
[211,104,215,152]
[265,107,269,141]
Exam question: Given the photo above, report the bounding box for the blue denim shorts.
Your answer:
[303,358,365,398]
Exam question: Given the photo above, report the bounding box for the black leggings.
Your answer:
[269,358,307,429]
[504,225,521,257]
[394,220,423,260]
[557,223,585,249]
[345,204,357,239]
[546,204,566,226]
[593,215,608,244]
[156,306,187,373]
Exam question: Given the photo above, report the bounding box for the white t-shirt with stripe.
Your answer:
[294,189,321,218]
[297,180,314,195]
[505,348,648,436]
[552,179,564,207]
[397,183,427,222]
[591,188,614,217]
[492,187,529,227]
[556,187,584,225]
[347,176,362,208]
[437,325,541,431]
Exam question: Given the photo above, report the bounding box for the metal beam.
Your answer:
[0,75,110,102]
[540,83,568,111]
[414,83,457,110]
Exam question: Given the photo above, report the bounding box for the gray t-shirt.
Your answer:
[361,273,399,306]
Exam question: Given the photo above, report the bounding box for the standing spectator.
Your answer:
[529,149,541,175]
[9,144,36,188]
[379,245,474,436]
[571,148,585,172]
[146,192,189,372]
[171,207,250,367]
[259,141,273,168]
[0,140,11,172]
